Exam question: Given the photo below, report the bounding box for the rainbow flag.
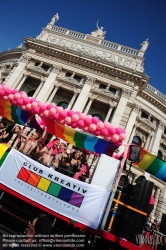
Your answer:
[134,147,166,182]
[0,144,9,166]
[44,118,118,156]
[0,98,42,130]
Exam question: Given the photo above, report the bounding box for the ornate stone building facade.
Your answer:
[0,15,166,221]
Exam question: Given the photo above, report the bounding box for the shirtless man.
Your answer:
[19,127,47,156]
[37,138,60,166]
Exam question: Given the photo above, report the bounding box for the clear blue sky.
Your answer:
[0,0,166,94]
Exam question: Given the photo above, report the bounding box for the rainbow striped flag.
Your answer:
[134,147,166,182]
[0,98,42,130]
[0,144,9,166]
[44,118,118,156]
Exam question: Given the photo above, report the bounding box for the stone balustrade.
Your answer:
[146,84,166,102]
[52,26,139,57]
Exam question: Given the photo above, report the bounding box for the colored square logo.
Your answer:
[48,182,62,197]
[58,187,73,202]
[69,192,84,207]
[37,177,51,192]
[27,172,41,187]
[17,167,31,182]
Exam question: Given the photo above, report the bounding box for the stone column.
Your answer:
[36,65,62,102]
[72,77,96,112]
[144,132,151,150]
[16,74,28,90]
[84,95,97,115]
[104,103,115,122]
[47,83,61,103]
[111,88,131,127]
[7,55,30,88]
[128,124,137,144]
[33,78,45,98]
[150,122,164,155]
[124,105,140,142]
[67,89,80,109]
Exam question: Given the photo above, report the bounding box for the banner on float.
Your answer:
[0,149,109,229]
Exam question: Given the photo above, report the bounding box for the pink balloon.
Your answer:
[12,89,18,94]
[23,97,30,104]
[8,94,14,100]
[75,111,81,115]
[108,127,116,135]
[120,129,126,134]
[21,106,27,111]
[72,114,79,122]
[67,110,74,117]
[17,99,23,105]
[79,113,86,120]
[3,96,8,100]
[83,127,89,132]
[59,111,67,119]
[2,85,9,90]
[104,122,112,129]
[96,121,104,129]
[0,90,5,96]
[34,107,40,114]
[47,104,54,109]
[38,102,45,108]
[119,133,126,140]
[54,113,60,120]
[43,110,49,117]
[5,88,12,95]
[49,108,56,115]
[92,117,99,124]
[116,128,122,135]
[31,102,38,108]
[30,98,37,104]
[11,100,17,105]
[112,134,119,142]
[86,115,92,119]
[104,136,112,141]
[84,118,92,126]
[56,106,63,113]
[40,105,47,111]
[101,128,108,136]
[89,124,96,132]
[21,93,28,99]
[26,103,32,110]
[0,85,2,89]
[71,122,77,128]
[14,93,21,99]
[77,120,84,128]
[65,116,72,124]
[93,130,101,136]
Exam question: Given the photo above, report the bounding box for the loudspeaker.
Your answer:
[129,145,141,162]
[107,179,154,245]
[160,214,166,235]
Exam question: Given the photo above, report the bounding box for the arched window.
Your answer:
[27,90,35,97]
[92,114,103,121]
[132,136,142,146]
[57,102,68,109]
[157,150,163,159]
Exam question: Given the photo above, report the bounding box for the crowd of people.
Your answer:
[0,120,90,182]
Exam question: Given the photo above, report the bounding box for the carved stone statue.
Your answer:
[91,20,106,39]
[50,13,59,25]
[140,38,149,52]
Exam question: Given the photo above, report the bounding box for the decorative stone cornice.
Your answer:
[89,94,98,100]
[121,88,131,98]
[27,64,49,75]
[52,65,62,74]
[158,121,165,131]
[20,54,31,64]
[85,77,96,85]
[73,88,80,94]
